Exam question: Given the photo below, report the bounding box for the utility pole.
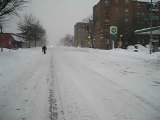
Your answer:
[0,24,3,52]
[28,29,31,48]
[149,0,153,54]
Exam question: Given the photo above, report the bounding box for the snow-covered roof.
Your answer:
[135,29,160,35]
[12,35,25,42]
[134,26,160,35]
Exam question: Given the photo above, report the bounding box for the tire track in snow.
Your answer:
[49,51,65,120]
[49,89,58,120]
[85,65,160,111]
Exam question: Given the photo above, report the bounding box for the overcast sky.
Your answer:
[5,0,159,45]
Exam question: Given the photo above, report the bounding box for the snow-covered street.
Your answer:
[0,46,160,120]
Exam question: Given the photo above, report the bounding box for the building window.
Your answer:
[105,13,109,16]
[137,3,140,7]
[105,0,109,5]
[105,19,110,24]
[105,19,110,26]
[105,7,109,16]
[125,0,129,4]
[125,28,129,32]
[105,38,109,44]
[101,28,103,33]
[137,12,140,17]
[125,8,129,15]
[115,8,119,14]
[115,19,119,24]
[125,18,128,22]
[125,8,128,13]
[104,28,109,33]
[141,4,144,8]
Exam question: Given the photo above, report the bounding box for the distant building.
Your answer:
[133,1,160,45]
[93,0,160,49]
[0,33,26,49]
[74,22,90,47]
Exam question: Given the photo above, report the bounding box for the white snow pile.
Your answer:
[127,44,148,52]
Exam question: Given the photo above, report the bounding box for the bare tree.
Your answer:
[81,15,94,48]
[60,34,74,47]
[81,15,93,23]
[0,0,28,51]
[18,14,46,48]
[0,0,28,19]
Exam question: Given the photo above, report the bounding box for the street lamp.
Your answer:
[118,35,123,48]
[120,35,123,40]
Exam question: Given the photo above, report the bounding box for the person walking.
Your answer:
[42,45,47,54]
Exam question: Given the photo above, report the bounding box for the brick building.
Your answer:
[93,0,160,49]
[74,22,90,47]
[0,33,26,49]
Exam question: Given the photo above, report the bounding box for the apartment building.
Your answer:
[93,0,160,49]
[74,22,90,47]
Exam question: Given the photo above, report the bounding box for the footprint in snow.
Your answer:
[153,81,160,85]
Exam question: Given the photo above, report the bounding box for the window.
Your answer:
[125,28,129,32]
[125,8,129,15]
[115,8,119,14]
[105,11,109,16]
[105,19,110,25]
[104,28,109,33]
[125,8,128,13]
[137,3,140,7]
[101,28,103,32]
[125,0,128,4]
[105,7,109,16]
[105,38,109,44]
[125,18,128,22]
[116,0,118,4]
[105,0,109,5]
[115,19,119,24]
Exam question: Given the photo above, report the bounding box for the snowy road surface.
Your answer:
[0,46,160,120]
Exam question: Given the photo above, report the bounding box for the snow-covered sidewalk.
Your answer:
[0,48,51,120]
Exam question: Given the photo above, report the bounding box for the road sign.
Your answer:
[110,26,118,35]
[110,34,117,40]
[110,34,117,41]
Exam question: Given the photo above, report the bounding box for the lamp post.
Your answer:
[28,29,31,48]
[120,34,123,40]
[118,34,123,48]
[86,21,94,48]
